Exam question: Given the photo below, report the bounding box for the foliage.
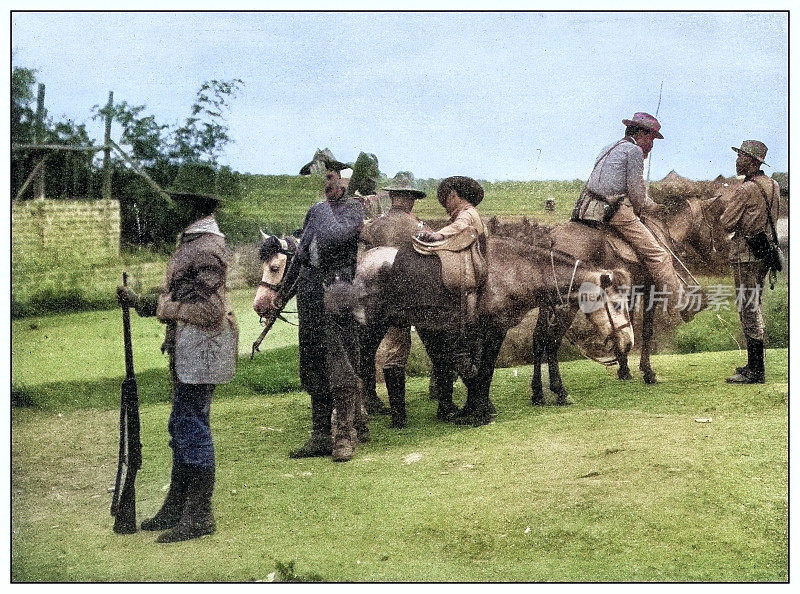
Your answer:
[272,561,324,582]
[171,79,244,165]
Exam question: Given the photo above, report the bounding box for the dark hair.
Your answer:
[437,176,484,206]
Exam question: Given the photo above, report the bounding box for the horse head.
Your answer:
[252,231,298,317]
[578,268,635,357]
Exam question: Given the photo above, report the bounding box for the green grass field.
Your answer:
[10,288,789,581]
[10,174,789,581]
[11,348,788,582]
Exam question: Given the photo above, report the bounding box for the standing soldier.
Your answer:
[720,140,781,384]
[417,176,488,379]
[360,171,432,427]
[117,191,238,543]
[280,159,366,462]
[572,112,689,320]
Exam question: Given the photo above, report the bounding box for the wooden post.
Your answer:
[102,91,114,200]
[34,83,46,200]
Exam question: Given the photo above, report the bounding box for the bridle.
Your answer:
[257,234,300,324]
[258,235,298,292]
[546,245,632,340]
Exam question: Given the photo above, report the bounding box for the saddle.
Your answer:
[559,217,672,271]
[389,245,461,330]
[411,226,487,293]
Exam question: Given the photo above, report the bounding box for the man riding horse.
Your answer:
[571,112,693,322]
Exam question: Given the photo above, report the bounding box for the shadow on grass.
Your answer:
[12,345,302,412]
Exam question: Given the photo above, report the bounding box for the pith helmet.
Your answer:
[732,140,769,166]
[382,171,426,198]
[622,112,664,139]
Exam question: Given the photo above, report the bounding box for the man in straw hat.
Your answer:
[117,190,238,542]
[360,171,435,427]
[720,140,781,384]
[572,112,690,321]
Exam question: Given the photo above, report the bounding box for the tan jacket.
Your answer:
[360,208,426,249]
[720,173,780,262]
[155,216,238,384]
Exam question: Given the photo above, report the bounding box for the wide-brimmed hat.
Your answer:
[168,190,222,205]
[622,112,664,139]
[299,148,352,175]
[732,140,769,166]
[382,171,426,198]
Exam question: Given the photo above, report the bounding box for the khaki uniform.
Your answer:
[720,172,780,340]
[360,208,427,368]
[583,138,684,311]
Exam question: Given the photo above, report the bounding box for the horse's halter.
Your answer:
[258,236,298,292]
[546,246,631,340]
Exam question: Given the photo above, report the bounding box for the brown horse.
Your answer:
[488,194,726,404]
[253,229,634,427]
[350,227,634,426]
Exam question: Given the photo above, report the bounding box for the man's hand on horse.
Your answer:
[417,230,444,242]
[117,286,140,310]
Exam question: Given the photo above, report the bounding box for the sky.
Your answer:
[9,9,789,182]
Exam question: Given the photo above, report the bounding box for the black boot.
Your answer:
[289,390,333,458]
[727,338,765,384]
[383,367,407,428]
[141,461,190,531]
[289,432,333,458]
[157,466,215,543]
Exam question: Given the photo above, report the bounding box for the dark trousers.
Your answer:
[169,382,215,468]
[297,275,361,434]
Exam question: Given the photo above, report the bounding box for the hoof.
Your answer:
[436,403,459,421]
[531,392,546,406]
[365,400,391,416]
[643,373,658,384]
[618,369,633,380]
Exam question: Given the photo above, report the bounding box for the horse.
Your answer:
[487,192,728,405]
[253,228,634,427]
[349,226,634,426]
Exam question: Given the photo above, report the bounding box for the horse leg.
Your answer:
[417,328,459,421]
[547,309,575,406]
[639,303,658,384]
[455,323,505,426]
[617,352,633,380]
[530,309,549,405]
[359,322,391,415]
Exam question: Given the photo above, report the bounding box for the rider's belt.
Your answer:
[584,190,626,223]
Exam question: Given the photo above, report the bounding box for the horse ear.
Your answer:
[600,273,613,289]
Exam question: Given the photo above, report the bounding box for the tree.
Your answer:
[170,78,244,165]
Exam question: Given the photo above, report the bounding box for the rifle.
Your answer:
[110,272,143,534]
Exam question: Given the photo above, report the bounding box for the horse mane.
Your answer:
[486,216,554,246]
